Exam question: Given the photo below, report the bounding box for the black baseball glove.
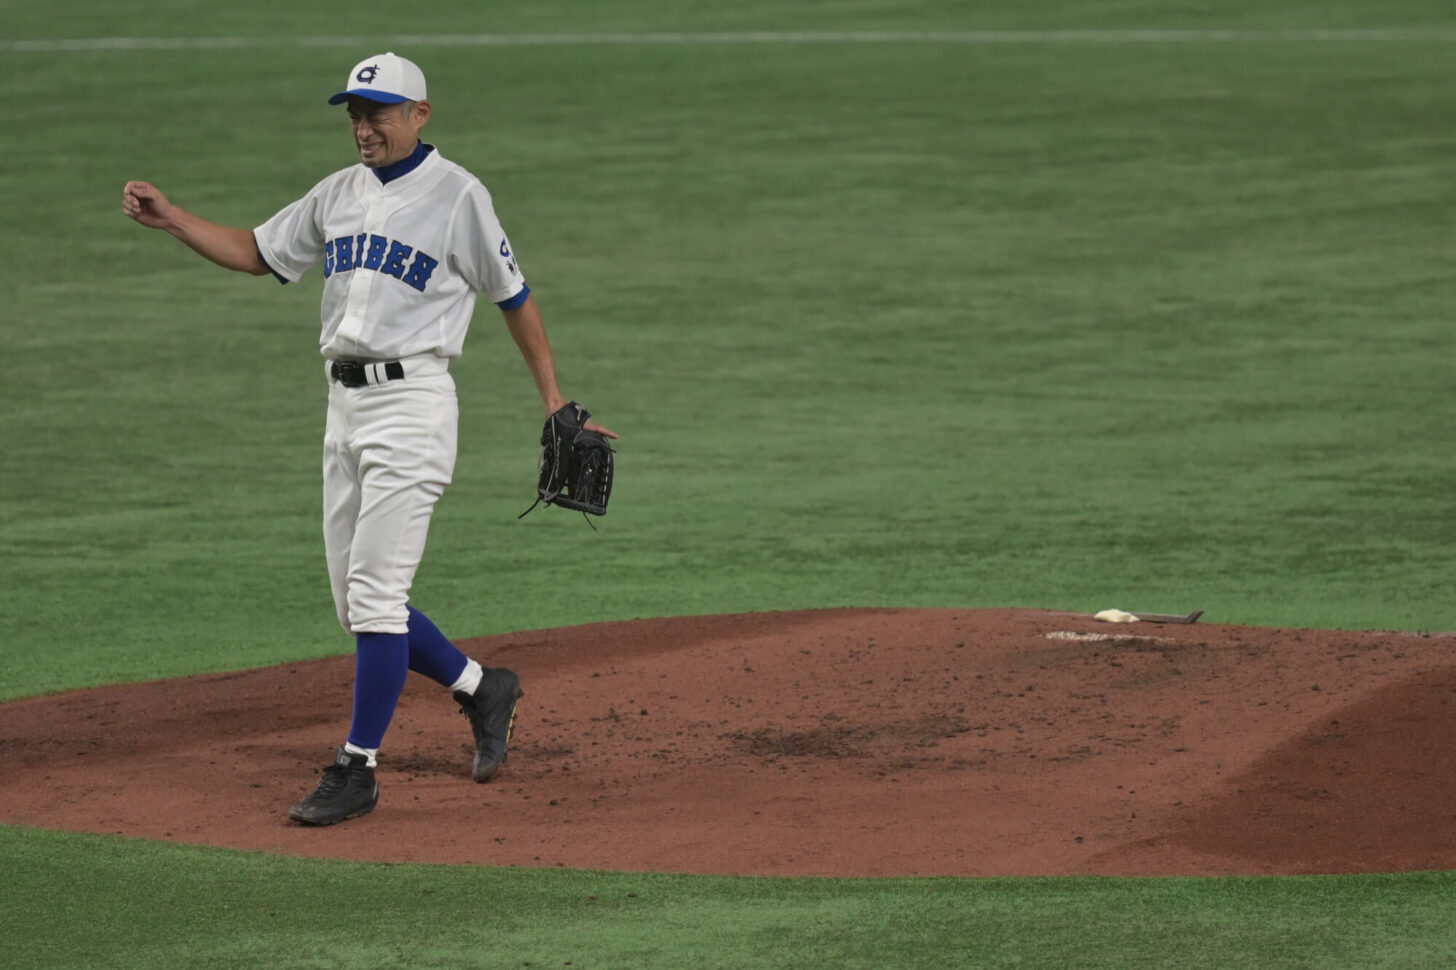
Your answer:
[519,401,614,522]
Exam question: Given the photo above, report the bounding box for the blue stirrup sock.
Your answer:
[347,632,409,751]
[346,609,480,756]
[406,605,472,687]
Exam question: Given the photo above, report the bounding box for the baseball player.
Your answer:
[121,52,616,826]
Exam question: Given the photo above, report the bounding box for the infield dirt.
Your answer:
[2,608,1453,877]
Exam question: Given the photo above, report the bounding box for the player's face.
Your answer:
[346,97,430,168]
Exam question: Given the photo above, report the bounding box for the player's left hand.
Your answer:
[585,418,617,439]
[545,397,616,439]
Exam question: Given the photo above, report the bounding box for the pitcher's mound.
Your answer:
[2,608,1453,876]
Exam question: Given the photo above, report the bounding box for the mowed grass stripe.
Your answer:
[9,29,1456,52]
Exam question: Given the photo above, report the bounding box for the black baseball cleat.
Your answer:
[288,746,379,825]
[454,667,523,782]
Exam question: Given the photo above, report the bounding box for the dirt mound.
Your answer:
[1,609,1452,876]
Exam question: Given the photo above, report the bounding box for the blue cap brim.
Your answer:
[328,89,410,105]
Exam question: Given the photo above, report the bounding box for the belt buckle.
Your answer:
[331,361,367,387]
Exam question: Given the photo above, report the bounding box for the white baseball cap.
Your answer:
[327,52,427,105]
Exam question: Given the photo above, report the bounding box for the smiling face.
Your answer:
[345,96,430,168]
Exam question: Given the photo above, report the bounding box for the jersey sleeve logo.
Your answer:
[499,238,518,276]
[324,233,439,292]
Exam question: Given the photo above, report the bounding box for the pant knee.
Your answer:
[347,592,410,634]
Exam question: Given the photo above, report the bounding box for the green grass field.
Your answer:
[4,2,1455,967]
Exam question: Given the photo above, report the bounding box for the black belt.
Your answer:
[330,360,404,387]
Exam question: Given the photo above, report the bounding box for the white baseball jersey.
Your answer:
[254,145,526,361]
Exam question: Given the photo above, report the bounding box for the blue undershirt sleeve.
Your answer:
[495,284,530,310]
[257,246,290,285]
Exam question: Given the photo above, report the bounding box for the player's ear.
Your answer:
[412,100,431,127]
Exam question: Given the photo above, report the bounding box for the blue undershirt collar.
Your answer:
[372,141,434,184]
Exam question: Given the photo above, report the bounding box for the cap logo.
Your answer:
[356,64,379,85]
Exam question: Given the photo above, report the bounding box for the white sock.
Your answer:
[343,742,378,767]
[450,659,484,696]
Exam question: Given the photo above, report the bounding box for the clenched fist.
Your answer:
[122,181,174,230]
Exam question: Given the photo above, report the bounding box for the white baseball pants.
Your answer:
[322,359,458,634]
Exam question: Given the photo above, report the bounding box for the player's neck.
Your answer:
[372,141,433,184]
